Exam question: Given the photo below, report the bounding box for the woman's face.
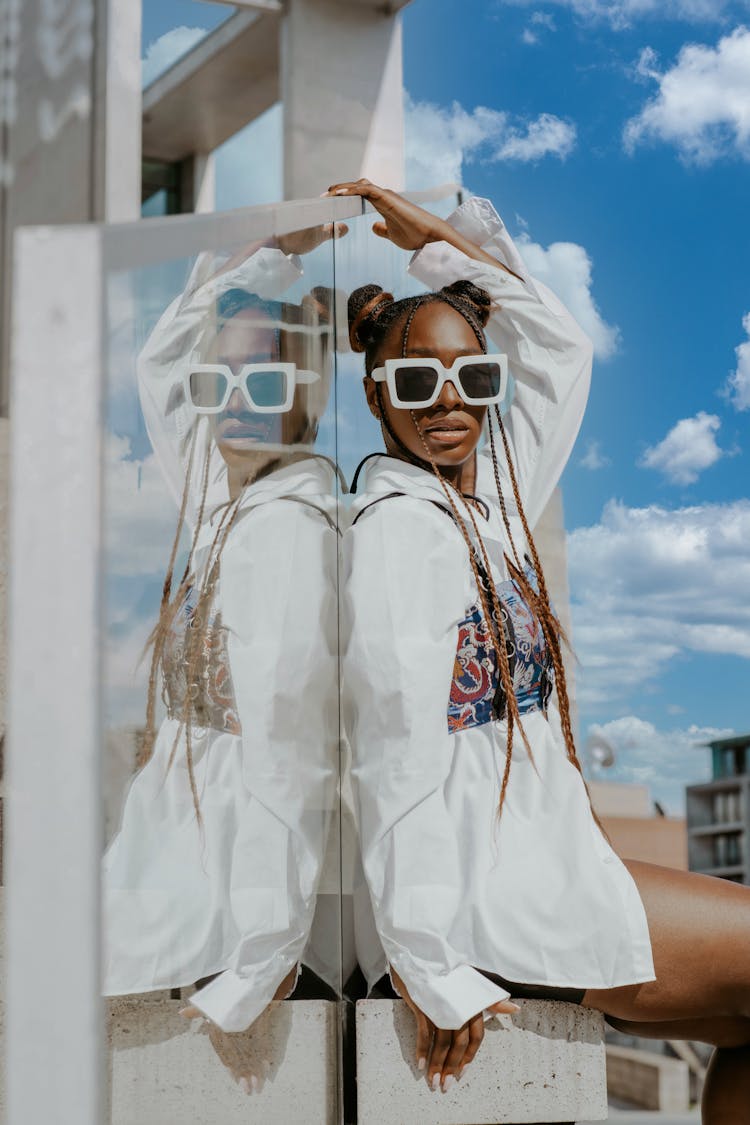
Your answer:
[204,307,283,468]
[365,301,487,471]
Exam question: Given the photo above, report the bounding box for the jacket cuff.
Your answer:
[188,960,296,1033]
[409,195,535,292]
[389,958,511,1030]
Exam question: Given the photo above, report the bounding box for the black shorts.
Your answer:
[371,971,586,1007]
[480,969,586,1005]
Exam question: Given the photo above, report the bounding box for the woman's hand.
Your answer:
[390,967,520,1092]
[179,965,299,1095]
[325,179,521,278]
[276,220,348,257]
[326,179,449,252]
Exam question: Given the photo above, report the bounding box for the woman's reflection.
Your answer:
[103,236,339,1093]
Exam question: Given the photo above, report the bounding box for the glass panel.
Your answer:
[101,201,353,1121]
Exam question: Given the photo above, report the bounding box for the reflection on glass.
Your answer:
[102,229,340,1097]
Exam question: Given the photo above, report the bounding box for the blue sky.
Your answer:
[133,0,750,809]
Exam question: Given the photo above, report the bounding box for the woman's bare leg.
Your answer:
[579,860,750,1123]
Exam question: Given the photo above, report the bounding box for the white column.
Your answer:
[6,226,104,1125]
[281,0,405,199]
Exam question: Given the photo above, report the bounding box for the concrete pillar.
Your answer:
[0,0,141,407]
[281,0,405,199]
[180,151,217,213]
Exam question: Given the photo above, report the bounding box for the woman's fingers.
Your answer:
[413,1009,434,1072]
[457,1014,485,1077]
[439,1024,470,1091]
[326,178,379,199]
[488,998,521,1015]
[427,1026,454,1090]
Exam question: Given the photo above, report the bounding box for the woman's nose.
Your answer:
[226,388,245,413]
[436,378,463,409]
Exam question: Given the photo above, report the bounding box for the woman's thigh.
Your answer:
[579,859,750,1024]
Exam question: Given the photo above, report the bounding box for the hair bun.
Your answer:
[440,280,491,328]
[348,284,394,352]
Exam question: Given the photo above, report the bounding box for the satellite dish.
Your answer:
[584,732,616,771]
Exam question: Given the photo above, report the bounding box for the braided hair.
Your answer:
[348,281,609,841]
[140,287,333,827]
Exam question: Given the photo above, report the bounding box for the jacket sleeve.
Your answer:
[136,248,304,527]
[408,197,594,530]
[188,497,338,1032]
[344,498,512,1029]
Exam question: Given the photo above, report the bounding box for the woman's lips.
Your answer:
[216,417,274,442]
[422,419,470,444]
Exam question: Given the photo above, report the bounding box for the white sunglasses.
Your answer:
[371,354,508,408]
[184,363,320,415]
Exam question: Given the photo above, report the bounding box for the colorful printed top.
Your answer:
[447,562,553,733]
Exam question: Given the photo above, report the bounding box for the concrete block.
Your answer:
[355,999,607,1125]
[107,997,337,1125]
[606,1044,691,1113]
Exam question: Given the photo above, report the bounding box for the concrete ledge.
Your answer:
[107,997,337,1124]
[355,998,607,1124]
[606,1044,690,1113]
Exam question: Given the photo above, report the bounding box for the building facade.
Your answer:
[686,734,750,885]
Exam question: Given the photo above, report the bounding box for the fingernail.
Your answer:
[334,188,347,195]
[250,1075,259,1092]
[417,1056,426,1071]
[238,1077,250,1095]
[458,1066,466,1080]
[443,1075,455,1092]
[430,1073,440,1091]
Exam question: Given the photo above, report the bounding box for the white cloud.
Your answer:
[404,95,576,188]
[104,433,181,577]
[568,498,750,711]
[624,27,750,163]
[522,11,557,42]
[722,311,750,411]
[516,234,620,359]
[497,0,744,29]
[495,114,577,161]
[586,716,731,814]
[579,438,611,469]
[142,26,207,87]
[531,10,558,27]
[639,411,724,485]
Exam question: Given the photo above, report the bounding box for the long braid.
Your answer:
[411,417,539,821]
[490,406,612,844]
[140,425,200,768]
[165,487,246,826]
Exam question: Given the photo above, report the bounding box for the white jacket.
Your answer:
[103,249,339,1033]
[343,198,656,1030]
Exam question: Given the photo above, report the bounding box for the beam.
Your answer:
[142,9,281,162]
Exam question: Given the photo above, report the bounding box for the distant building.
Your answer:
[588,780,688,870]
[686,733,750,885]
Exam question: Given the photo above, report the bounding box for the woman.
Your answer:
[103,235,340,1089]
[335,178,750,1117]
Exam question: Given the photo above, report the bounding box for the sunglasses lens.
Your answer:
[393,365,439,405]
[459,361,503,400]
[245,369,289,409]
[189,370,228,410]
